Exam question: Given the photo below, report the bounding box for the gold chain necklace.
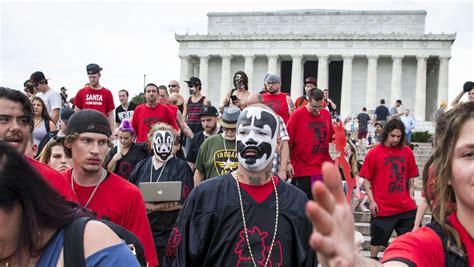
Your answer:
[233,171,279,267]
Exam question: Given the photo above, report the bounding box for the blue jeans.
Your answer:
[406,131,412,144]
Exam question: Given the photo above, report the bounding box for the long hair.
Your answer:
[38,137,63,164]
[32,96,53,122]
[425,102,474,251]
[0,87,34,130]
[380,119,406,148]
[0,141,87,259]
[233,71,249,91]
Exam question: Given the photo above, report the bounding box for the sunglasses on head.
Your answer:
[168,84,178,88]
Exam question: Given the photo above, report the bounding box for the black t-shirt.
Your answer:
[115,101,138,123]
[164,173,316,266]
[374,105,389,122]
[103,142,148,180]
[357,112,371,130]
[186,128,222,164]
[129,156,193,252]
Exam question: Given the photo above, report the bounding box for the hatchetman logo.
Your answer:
[213,149,238,175]
[165,227,182,257]
[234,226,282,267]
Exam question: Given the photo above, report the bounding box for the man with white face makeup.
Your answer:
[130,122,193,265]
[164,104,315,266]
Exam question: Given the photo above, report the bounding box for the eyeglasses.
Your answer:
[188,85,194,88]
[31,82,39,88]
[266,82,280,85]
[168,84,178,88]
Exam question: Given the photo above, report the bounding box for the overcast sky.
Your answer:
[1,0,472,106]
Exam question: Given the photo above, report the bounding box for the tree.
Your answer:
[131,92,145,104]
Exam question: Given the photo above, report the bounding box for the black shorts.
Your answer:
[370,209,416,247]
[291,176,312,200]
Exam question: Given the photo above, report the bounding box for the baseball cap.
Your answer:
[60,108,75,124]
[265,74,281,83]
[30,71,46,83]
[304,77,317,86]
[86,63,103,74]
[65,109,111,137]
[185,77,201,87]
[200,105,219,117]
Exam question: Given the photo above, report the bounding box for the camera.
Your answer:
[230,95,238,102]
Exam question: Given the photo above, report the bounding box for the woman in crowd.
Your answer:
[38,137,73,172]
[32,96,56,145]
[0,141,139,266]
[104,119,147,181]
[129,122,193,265]
[307,102,473,266]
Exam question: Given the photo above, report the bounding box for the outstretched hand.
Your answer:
[306,162,357,267]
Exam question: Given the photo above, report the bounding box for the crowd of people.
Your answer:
[0,62,472,266]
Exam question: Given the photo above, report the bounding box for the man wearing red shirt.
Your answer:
[258,74,295,124]
[74,63,115,130]
[132,83,179,143]
[62,109,158,266]
[0,87,76,201]
[287,88,334,199]
[359,119,418,259]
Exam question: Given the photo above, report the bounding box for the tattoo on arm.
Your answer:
[287,96,295,113]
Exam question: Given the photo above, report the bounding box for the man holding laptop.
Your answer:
[130,122,193,264]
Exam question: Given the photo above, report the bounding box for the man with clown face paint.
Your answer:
[130,122,193,264]
[164,104,315,266]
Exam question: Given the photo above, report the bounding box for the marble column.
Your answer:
[179,55,190,88]
[220,55,233,105]
[193,64,199,77]
[340,55,354,118]
[267,55,278,75]
[415,56,428,121]
[390,56,403,105]
[198,55,209,96]
[290,55,303,99]
[366,55,379,110]
[437,56,450,106]
[317,54,329,89]
[244,55,255,90]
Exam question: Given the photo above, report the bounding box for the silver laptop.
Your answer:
[139,181,182,202]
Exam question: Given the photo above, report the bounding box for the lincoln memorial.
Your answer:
[176,9,455,121]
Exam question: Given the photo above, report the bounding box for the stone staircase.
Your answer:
[329,142,435,257]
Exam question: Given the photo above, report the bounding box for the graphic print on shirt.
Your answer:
[309,121,329,154]
[85,94,103,106]
[117,161,133,178]
[265,99,282,113]
[384,156,407,193]
[234,226,283,267]
[213,149,238,175]
[165,227,182,257]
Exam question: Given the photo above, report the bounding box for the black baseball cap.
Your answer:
[185,77,201,87]
[30,71,46,83]
[199,105,218,117]
[65,109,111,137]
[86,63,103,74]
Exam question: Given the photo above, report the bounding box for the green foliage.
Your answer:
[411,131,432,143]
[131,93,145,105]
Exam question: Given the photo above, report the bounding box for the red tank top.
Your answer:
[262,92,290,123]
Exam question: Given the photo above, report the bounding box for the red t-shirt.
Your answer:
[74,86,115,116]
[62,170,159,266]
[383,212,473,266]
[262,92,290,123]
[422,166,456,212]
[240,176,280,204]
[359,144,418,217]
[26,157,77,202]
[286,106,334,177]
[131,103,179,142]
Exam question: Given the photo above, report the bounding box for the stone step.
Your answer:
[353,211,432,224]
[360,250,384,259]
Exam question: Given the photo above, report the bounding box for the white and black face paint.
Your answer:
[234,74,243,88]
[236,107,279,172]
[152,130,174,162]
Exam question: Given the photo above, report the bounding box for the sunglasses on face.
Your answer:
[168,84,178,88]
[188,85,195,88]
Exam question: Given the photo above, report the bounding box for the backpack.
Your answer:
[426,220,468,267]
[64,216,147,267]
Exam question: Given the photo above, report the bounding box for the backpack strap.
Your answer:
[426,220,468,267]
[45,119,50,133]
[64,216,94,267]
